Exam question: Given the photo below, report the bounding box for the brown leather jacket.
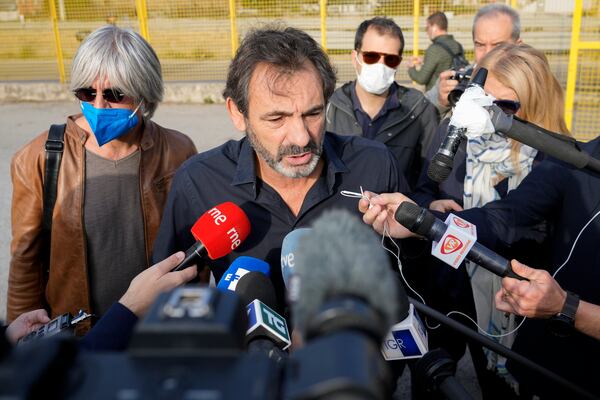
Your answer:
[7,115,197,325]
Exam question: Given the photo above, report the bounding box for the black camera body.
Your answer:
[1,286,392,400]
[448,66,474,107]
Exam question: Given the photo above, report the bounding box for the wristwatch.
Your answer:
[548,290,580,337]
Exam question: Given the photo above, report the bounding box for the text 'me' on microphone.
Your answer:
[172,202,250,272]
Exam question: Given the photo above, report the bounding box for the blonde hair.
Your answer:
[475,43,569,169]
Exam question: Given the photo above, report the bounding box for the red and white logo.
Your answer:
[441,235,464,254]
[452,217,470,229]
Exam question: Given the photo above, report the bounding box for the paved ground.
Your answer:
[0,101,481,399]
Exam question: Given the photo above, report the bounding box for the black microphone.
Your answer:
[414,348,473,400]
[427,68,488,183]
[394,202,526,280]
[234,272,291,353]
[489,104,600,174]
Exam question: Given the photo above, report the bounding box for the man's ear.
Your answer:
[226,98,247,132]
[351,49,360,73]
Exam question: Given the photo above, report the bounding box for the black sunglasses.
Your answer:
[493,99,521,115]
[359,51,402,69]
[74,88,126,103]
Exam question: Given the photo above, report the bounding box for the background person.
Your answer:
[326,17,438,189]
[407,11,464,91]
[425,4,522,115]
[7,25,197,333]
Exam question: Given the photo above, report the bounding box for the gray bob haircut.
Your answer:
[223,25,336,116]
[473,4,521,41]
[70,25,163,118]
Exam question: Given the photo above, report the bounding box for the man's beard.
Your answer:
[246,126,323,178]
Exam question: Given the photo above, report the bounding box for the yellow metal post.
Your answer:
[564,0,583,131]
[413,0,420,58]
[229,0,239,58]
[135,0,150,41]
[48,0,66,83]
[320,0,327,52]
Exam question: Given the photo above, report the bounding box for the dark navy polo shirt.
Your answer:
[350,81,401,140]
[153,132,407,308]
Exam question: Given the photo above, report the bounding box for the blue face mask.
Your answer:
[81,102,141,146]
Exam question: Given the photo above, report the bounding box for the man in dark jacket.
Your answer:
[326,17,439,189]
[407,12,464,91]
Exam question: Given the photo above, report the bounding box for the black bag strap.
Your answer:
[42,124,66,276]
[435,40,464,59]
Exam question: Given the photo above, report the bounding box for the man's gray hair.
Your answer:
[223,25,336,116]
[69,25,163,118]
[472,4,520,41]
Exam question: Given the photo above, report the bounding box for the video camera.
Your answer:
[0,286,391,400]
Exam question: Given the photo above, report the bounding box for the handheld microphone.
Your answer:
[217,256,270,292]
[172,202,251,272]
[394,202,526,280]
[489,104,600,174]
[280,228,312,289]
[235,272,291,351]
[427,68,488,183]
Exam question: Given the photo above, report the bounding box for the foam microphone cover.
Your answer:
[217,256,270,291]
[395,202,435,236]
[292,209,408,337]
[427,153,454,183]
[234,271,278,310]
[280,228,312,289]
[191,202,251,259]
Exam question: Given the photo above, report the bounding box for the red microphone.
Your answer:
[172,202,251,271]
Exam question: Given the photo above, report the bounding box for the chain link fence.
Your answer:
[0,0,598,140]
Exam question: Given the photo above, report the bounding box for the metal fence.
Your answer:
[0,0,598,140]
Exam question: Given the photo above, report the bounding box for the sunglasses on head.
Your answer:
[74,87,127,103]
[493,99,521,115]
[359,51,402,69]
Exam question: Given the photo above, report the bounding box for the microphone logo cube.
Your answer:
[381,304,428,360]
[431,213,477,269]
[246,300,291,350]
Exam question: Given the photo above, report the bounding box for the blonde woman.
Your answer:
[410,43,570,394]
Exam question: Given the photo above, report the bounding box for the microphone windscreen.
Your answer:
[217,256,270,291]
[292,209,406,335]
[427,153,453,183]
[280,228,312,289]
[235,271,277,310]
[395,202,435,237]
[191,202,251,259]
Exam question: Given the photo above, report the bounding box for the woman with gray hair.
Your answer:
[7,25,197,333]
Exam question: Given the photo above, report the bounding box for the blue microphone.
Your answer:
[217,256,270,292]
[280,228,312,289]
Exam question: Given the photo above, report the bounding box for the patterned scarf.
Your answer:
[464,130,537,389]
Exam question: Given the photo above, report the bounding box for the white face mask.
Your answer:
[355,54,397,95]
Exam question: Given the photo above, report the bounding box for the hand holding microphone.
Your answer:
[394,202,526,280]
[358,191,418,239]
[172,202,251,272]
